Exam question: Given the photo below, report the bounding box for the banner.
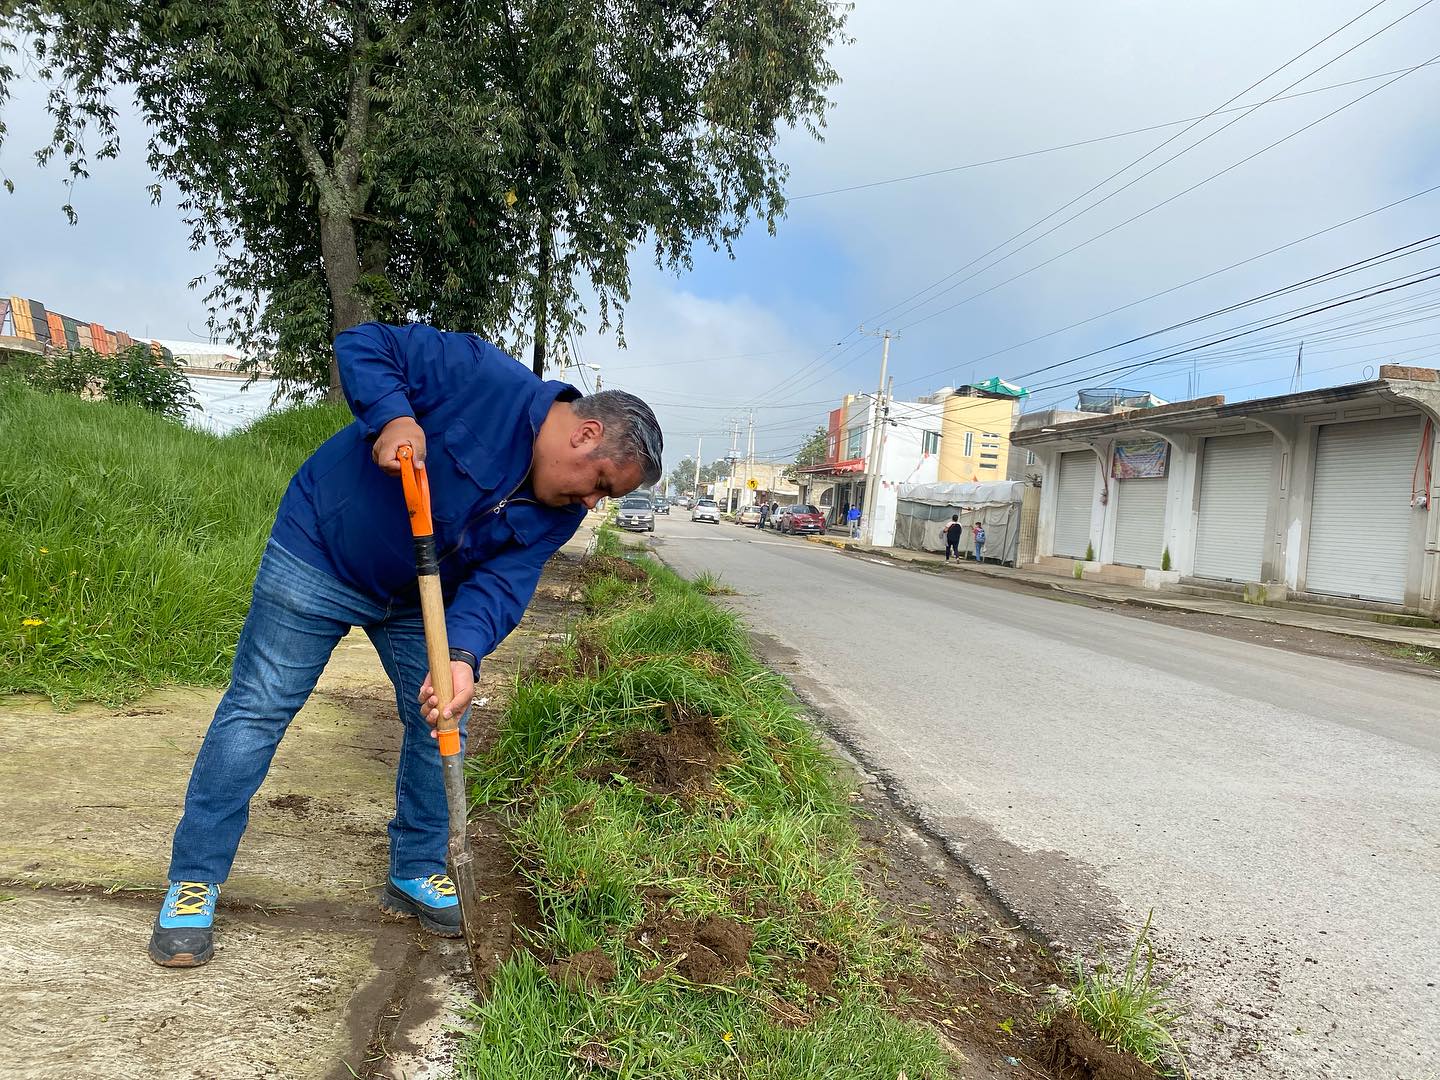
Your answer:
[1111,438,1169,479]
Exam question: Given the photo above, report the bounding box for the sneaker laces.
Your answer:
[168,881,213,917]
[425,874,456,898]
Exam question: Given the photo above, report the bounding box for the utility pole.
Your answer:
[743,409,755,507]
[860,329,895,545]
[694,435,702,496]
[1290,341,1304,394]
[725,418,741,514]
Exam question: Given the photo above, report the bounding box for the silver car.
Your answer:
[690,498,720,524]
[617,495,655,532]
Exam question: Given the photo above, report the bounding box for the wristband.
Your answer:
[449,647,479,678]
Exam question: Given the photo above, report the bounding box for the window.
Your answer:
[846,427,866,459]
[980,452,999,460]
[980,462,997,469]
[922,430,941,455]
[963,431,974,456]
[1026,450,1036,465]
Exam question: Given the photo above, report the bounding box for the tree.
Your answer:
[667,456,729,495]
[783,425,829,482]
[1,2,849,393]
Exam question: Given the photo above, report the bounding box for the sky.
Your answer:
[4,0,1439,470]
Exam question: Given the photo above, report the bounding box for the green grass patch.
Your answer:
[466,530,955,1078]
[0,379,349,704]
[1061,912,1186,1075]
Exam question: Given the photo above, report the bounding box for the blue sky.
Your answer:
[4,0,1439,466]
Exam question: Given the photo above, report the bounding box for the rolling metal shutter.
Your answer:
[1305,416,1419,602]
[1193,433,1273,582]
[1112,477,1167,568]
[1053,452,1095,558]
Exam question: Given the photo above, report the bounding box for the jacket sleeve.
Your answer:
[443,519,583,665]
[334,321,515,437]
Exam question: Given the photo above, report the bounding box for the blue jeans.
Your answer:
[974,541,984,562]
[168,541,467,883]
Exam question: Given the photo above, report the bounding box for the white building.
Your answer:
[1014,366,1440,617]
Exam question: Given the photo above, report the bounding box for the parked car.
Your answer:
[737,505,763,527]
[691,497,720,524]
[617,495,655,532]
[777,504,826,535]
[653,498,670,515]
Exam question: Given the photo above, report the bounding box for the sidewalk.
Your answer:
[0,523,598,1080]
[802,534,1440,653]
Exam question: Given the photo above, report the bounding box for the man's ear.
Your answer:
[570,418,605,448]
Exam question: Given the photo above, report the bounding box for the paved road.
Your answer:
[651,515,1439,1080]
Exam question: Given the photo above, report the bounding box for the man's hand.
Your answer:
[374,415,426,477]
[417,661,475,737]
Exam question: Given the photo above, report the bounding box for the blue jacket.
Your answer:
[271,322,586,667]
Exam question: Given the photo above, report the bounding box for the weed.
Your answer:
[1161,547,1171,572]
[692,571,735,596]
[1084,541,1095,562]
[1064,912,1187,1075]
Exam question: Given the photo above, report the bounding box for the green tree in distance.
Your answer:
[0,1,850,393]
[783,425,829,482]
[667,456,731,495]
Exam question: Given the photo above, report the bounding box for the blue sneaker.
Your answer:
[149,881,219,967]
[380,873,462,937]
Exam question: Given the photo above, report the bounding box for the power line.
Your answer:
[849,0,1414,334]
[892,45,1440,332]
[787,58,1440,202]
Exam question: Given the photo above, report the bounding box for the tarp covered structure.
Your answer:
[893,480,1026,565]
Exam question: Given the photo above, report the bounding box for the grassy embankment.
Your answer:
[0,378,349,703]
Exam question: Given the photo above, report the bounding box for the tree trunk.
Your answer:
[317,197,373,399]
[531,221,553,379]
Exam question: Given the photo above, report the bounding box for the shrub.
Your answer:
[18,345,196,420]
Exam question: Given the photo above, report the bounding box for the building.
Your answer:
[926,379,1032,484]
[2,295,167,360]
[721,459,800,512]
[797,393,943,542]
[1012,366,1440,618]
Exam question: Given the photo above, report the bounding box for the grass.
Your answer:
[463,529,956,1078]
[1062,912,1187,1076]
[0,379,349,703]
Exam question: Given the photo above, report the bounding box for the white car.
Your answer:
[691,498,720,524]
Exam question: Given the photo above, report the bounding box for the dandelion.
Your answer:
[38,547,49,554]
[721,1032,733,1043]
[22,618,45,627]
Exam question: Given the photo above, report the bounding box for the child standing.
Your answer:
[972,520,986,563]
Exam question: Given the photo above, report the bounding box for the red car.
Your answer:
[778,504,826,535]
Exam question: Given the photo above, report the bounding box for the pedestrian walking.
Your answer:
[944,514,963,562]
[847,504,861,538]
[972,520,986,563]
[149,321,662,969]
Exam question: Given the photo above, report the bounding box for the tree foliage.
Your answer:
[783,424,829,481]
[667,455,731,494]
[0,1,850,392]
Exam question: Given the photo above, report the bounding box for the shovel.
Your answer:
[397,443,486,989]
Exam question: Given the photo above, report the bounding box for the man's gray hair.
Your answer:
[574,390,664,488]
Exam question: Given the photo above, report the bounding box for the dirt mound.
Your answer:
[631,912,755,984]
[614,705,728,794]
[267,793,313,818]
[787,942,839,997]
[581,553,647,583]
[1045,1012,1158,1080]
[547,948,617,991]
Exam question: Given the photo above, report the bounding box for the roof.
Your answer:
[1010,367,1438,443]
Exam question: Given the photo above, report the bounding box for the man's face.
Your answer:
[532,415,647,508]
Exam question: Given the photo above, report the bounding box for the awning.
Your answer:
[798,457,865,476]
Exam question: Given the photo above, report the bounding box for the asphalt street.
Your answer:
[649,513,1439,1080]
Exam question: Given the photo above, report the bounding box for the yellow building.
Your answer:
[937,386,1025,483]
